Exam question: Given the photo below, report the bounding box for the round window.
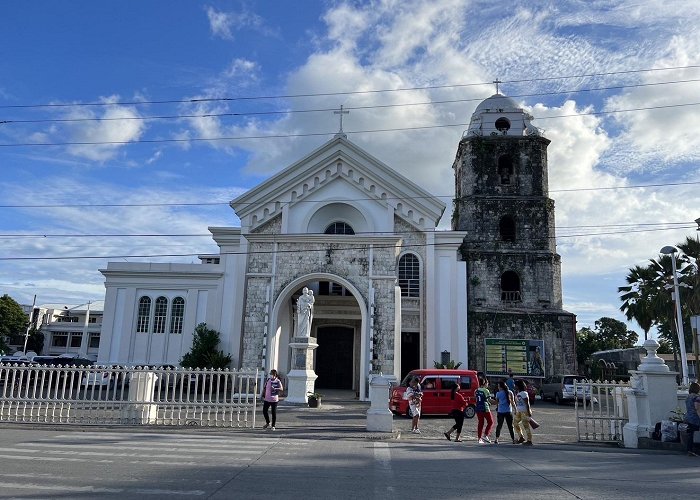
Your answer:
[495,117,511,132]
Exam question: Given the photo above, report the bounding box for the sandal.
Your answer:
[455,439,463,442]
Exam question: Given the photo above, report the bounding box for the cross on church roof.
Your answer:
[493,78,502,94]
[334,105,349,134]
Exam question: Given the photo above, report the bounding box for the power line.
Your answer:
[1,181,698,209]
[1,64,699,110]
[3,78,700,126]
[0,221,694,239]
[3,100,700,148]
[0,225,695,261]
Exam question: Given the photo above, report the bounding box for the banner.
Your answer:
[484,338,545,378]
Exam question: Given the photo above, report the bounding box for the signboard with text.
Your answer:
[484,338,545,378]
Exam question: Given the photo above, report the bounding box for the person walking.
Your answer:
[684,382,700,456]
[494,380,516,444]
[513,379,533,446]
[261,369,283,430]
[403,376,423,434]
[475,376,494,444]
[444,383,467,442]
[505,371,516,393]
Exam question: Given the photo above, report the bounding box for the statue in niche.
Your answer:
[296,287,315,337]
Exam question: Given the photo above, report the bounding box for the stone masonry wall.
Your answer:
[468,310,577,380]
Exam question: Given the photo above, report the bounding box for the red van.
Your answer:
[390,369,479,418]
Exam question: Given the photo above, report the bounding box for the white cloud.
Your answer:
[205,5,278,41]
[0,179,247,305]
[206,6,235,40]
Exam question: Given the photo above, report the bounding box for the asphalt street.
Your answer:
[0,398,697,499]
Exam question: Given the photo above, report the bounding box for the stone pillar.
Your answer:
[123,371,158,424]
[366,375,393,432]
[623,339,679,448]
[285,336,318,404]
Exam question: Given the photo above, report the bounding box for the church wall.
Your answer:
[467,310,577,378]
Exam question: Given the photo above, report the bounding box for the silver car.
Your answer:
[540,375,590,404]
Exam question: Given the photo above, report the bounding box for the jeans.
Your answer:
[263,400,278,426]
[450,409,465,433]
[686,423,699,452]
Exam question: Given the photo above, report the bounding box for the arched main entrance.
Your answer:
[268,273,369,398]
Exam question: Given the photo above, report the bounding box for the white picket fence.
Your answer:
[0,363,261,427]
[574,379,629,443]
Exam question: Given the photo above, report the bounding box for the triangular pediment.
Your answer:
[231,135,446,232]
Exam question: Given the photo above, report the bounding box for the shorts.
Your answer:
[409,404,421,417]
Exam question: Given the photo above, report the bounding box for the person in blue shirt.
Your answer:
[494,380,516,444]
[505,371,516,392]
[685,382,700,456]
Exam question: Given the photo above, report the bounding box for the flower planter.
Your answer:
[308,397,321,408]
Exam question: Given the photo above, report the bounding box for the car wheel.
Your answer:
[464,406,476,419]
[554,393,562,405]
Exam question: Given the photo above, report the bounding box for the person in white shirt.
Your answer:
[513,379,533,446]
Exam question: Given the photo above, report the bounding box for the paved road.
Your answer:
[0,426,698,499]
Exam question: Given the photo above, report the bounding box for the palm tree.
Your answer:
[618,264,657,341]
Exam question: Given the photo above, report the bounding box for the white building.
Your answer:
[13,302,103,360]
[98,130,468,398]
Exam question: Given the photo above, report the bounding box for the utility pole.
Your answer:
[22,294,37,354]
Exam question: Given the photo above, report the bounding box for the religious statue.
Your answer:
[296,287,315,337]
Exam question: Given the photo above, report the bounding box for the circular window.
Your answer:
[495,117,511,132]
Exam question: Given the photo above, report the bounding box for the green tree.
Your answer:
[180,323,232,369]
[618,264,657,341]
[576,317,639,368]
[0,294,28,354]
[26,328,44,354]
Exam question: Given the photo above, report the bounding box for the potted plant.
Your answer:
[307,391,323,408]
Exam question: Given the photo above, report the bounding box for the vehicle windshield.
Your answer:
[400,372,418,387]
[563,376,585,385]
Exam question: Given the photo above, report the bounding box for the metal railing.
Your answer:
[574,379,629,444]
[0,363,260,427]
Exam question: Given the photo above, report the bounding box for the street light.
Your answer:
[660,245,688,385]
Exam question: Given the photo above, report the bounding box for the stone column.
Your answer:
[366,375,393,432]
[285,336,318,404]
[623,338,679,448]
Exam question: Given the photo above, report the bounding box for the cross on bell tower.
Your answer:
[493,78,502,94]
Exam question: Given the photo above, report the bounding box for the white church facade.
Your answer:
[98,94,576,400]
[99,131,468,398]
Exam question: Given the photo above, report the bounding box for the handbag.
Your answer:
[529,416,540,430]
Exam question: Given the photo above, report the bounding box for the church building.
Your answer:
[98,93,576,400]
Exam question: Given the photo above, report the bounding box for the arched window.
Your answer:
[324,221,355,235]
[499,216,516,242]
[136,297,151,333]
[170,297,185,334]
[153,296,168,333]
[497,155,514,185]
[399,253,420,297]
[501,271,521,302]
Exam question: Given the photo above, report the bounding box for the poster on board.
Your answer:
[484,338,545,378]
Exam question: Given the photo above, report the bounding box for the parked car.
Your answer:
[390,369,479,418]
[540,374,590,404]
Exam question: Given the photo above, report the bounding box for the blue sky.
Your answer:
[1,1,698,337]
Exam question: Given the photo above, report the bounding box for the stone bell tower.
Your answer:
[452,93,576,379]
